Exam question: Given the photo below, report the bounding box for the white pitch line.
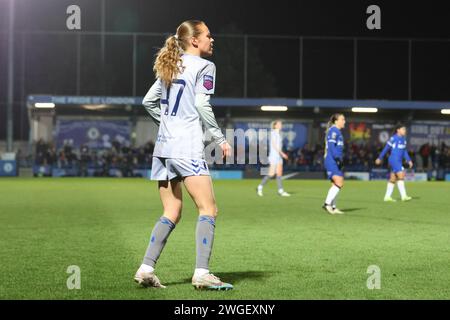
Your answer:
[281,172,300,180]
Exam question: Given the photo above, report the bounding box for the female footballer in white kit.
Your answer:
[257,120,290,197]
[134,20,233,290]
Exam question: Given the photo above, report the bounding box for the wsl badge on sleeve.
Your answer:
[203,75,214,90]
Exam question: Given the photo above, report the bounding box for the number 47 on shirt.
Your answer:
[161,79,186,116]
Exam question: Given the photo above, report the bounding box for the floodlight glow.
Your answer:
[261,106,288,111]
[441,109,450,115]
[351,107,378,113]
[82,104,108,110]
[34,103,55,108]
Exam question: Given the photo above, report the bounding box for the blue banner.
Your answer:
[233,121,308,151]
[52,168,79,177]
[0,161,17,177]
[408,121,450,151]
[370,168,389,180]
[56,120,131,149]
[210,170,243,180]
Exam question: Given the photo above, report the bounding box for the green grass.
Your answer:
[0,178,449,299]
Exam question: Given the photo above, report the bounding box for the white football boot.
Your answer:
[192,273,233,290]
[134,269,166,288]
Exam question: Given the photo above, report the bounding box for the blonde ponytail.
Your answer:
[153,35,183,87]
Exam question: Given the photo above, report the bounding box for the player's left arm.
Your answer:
[195,93,225,145]
[194,62,231,157]
[195,94,231,158]
[194,62,222,143]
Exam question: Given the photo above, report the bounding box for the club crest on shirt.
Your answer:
[203,75,214,90]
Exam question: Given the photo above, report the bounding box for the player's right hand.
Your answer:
[281,152,289,160]
[220,141,232,158]
[375,158,382,166]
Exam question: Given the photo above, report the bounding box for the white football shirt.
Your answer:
[144,54,216,159]
[269,129,282,159]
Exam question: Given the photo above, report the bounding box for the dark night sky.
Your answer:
[0,0,449,37]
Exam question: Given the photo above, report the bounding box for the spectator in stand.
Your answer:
[430,144,438,169]
[33,138,450,177]
[439,143,450,170]
[80,144,90,177]
[35,139,48,165]
[419,143,431,170]
[296,153,307,166]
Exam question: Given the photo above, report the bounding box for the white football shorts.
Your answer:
[150,157,210,181]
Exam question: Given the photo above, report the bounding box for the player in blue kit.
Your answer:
[322,114,346,215]
[375,124,413,202]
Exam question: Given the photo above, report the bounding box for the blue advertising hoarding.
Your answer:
[408,121,450,151]
[0,161,17,177]
[233,121,308,151]
[56,120,131,149]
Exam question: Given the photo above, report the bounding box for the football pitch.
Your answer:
[1,178,449,300]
